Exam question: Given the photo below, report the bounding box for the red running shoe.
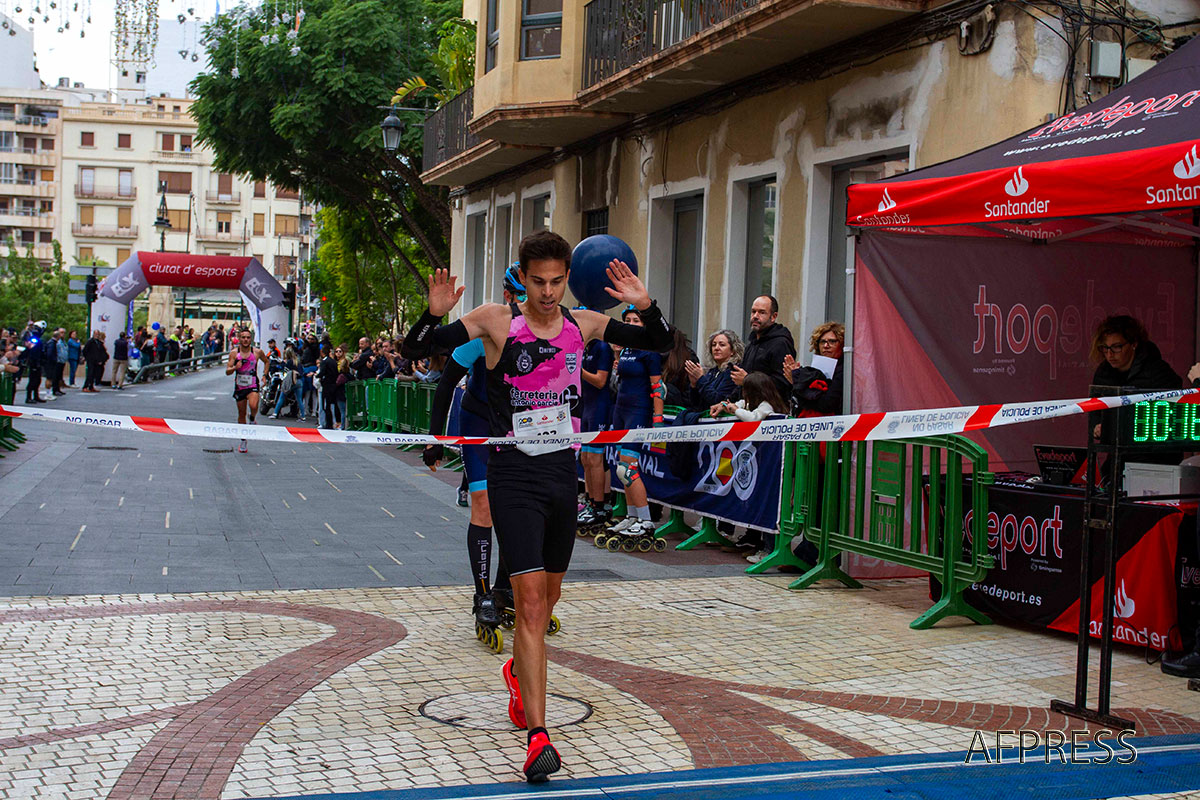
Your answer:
[502,658,526,729]
[523,731,561,783]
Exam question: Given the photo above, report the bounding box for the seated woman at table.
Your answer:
[1090,314,1182,466]
[1090,314,1181,392]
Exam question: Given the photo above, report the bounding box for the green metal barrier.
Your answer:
[412,383,436,435]
[396,382,416,433]
[0,373,22,453]
[379,379,399,432]
[744,441,815,574]
[789,434,994,629]
[364,379,383,432]
[345,381,368,430]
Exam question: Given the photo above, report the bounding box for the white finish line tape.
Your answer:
[1,389,1195,447]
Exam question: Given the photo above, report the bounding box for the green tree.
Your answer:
[0,239,87,332]
[191,0,458,288]
[308,206,429,346]
[393,18,477,105]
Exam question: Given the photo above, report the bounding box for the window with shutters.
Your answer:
[275,215,299,236]
[254,253,264,265]
[40,169,54,182]
[79,167,94,194]
[158,171,191,194]
[40,200,52,213]
[253,213,265,235]
[180,134,193,152]
[117,248,130,263]
[118,207,132,229]
[168,209,190,230]
[41,138,53,151]
[275,186,299,200]
[274,254,292,273]
[117,133,131,149]
[118,170,133,197]
[38,231,51,243]
[80,131,94,147]
[217,212,232,234]
[79,205,94,225]
[253,181,266,198]
[79,247,93,261]
[217,173,233,198]
[21,136,36,152]
[161,133,174,151]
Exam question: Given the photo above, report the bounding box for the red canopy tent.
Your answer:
[844,36,1200,471]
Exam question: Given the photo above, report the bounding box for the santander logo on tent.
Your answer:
[985,167,1049,219]
[1145,144,1200,206]
[1004,167,1030,197]
[877,188,897,212]
[1172,144,1200,180]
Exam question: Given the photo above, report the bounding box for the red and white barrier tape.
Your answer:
[1,390,1195,448]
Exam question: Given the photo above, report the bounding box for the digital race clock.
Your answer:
[1120,399,1200,448]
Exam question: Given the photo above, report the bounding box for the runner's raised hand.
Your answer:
[427,268,465,317]
[605,259,650,311]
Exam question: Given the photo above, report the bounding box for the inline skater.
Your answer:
[600,305,664,547]
[226,327,266,454]
[424,264,526,650]
[577,322,614,531]
[403,230,672,782]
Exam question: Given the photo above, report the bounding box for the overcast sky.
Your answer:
[29,0,220,90]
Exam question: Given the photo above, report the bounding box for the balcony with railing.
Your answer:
[71,223,138,239]
[579,0,922,113]
[0,147,56,166]
[76,185,138,200]
[0,210,56,229]
[421,87,551,187]
[0,178,56,198]
[206,191,242,204]
[195,227,247,243]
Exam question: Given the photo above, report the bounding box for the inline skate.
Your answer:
[473,592,505,653]
[494,587,561,635]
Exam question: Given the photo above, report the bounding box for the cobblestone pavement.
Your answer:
[1,576,1198,799]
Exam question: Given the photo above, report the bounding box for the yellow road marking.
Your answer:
[69,525,85,551]
[165,512,170,529]
[324,522,338,536]
[413,530,425,539]
[118,496,124,507]
[367,564,385,581]
[282,499,290,509]
[325,478,340,492]
[310,465,320,474]
[383,550,403,566]
[381,507,395,518]
[298,492,307,501]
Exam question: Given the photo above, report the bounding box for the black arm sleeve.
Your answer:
[401,310,471,359]
[603,301,673,352]
[428,358,469,436]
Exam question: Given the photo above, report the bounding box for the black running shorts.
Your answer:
[487,447,577,576]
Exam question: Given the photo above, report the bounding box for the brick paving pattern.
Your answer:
[0,577,1196,798]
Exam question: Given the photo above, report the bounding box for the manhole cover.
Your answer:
[419,692,591,730]
[203,448,235,453]
[87,446,138,451]
[662,598,759,616]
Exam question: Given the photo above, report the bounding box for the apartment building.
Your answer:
[0,90,64,266]
[422,0,1194,348]
[59,96,313,279]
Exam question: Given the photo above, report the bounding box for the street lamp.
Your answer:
[380,106,403,153]
[153,181,170,252]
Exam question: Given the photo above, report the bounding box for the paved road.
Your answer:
[0,366,748,596]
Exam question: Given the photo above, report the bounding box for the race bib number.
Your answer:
[235,373,256,388]
[512,402,571,456]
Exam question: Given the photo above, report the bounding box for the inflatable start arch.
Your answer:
[90,252,290,370]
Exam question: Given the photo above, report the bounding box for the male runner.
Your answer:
[403,230,672,782]
[424,264,526,635]
[226,328,266,454]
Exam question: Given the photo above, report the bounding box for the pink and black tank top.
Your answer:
[486,304,584,440]
[233,350,259,389]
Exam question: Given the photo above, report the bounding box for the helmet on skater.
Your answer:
[503,262,525,295]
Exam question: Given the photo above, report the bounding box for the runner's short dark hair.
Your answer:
[518,230,572,273]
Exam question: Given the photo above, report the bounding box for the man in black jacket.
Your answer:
[731,295,795,400]
[82,331,108,392]
[350,337,374,380]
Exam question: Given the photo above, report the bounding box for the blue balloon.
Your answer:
[568,235,638,311]
[151,322,161,330]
